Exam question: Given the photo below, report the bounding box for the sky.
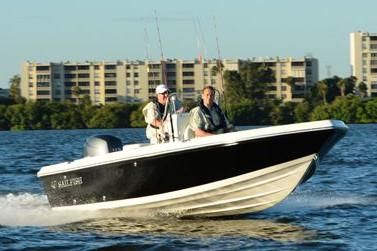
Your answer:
[1,0,376,89]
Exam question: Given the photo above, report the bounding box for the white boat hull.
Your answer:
[54,154,316,217]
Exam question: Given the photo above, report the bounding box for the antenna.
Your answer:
[193,17,206,64]
[213,16,227,115]
[154,10,167,85]
[193,17,202,63]
[213,17,224,93]
[197,17,207,61]
[213,16,222,62]
[154,10,164,60]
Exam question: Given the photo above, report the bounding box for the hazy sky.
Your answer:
[1,0,376,88]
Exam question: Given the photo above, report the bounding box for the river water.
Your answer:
[0,125,376,250]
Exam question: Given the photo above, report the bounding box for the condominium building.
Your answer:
[350,31,377,97]
[21,57,318,104]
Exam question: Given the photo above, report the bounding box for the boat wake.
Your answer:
[267,192,376,213]
[0,193,161,227]
[1,192,373,227]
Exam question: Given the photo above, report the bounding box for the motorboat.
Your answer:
[37,103,348,218]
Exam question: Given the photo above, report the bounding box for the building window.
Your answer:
[182,63,194,68]
[183,88,195,92]
[64,74,76,79]
[37,82,50,87]
[64,65,76,71]
[167,80,176,85]
[64,82,75,87]
[105,89,117,94]
[105,81,116,86]
[78,73,90,78]
[148,80,160,85]
[105,73,116,78]
[37,90,50,95]
[291,62,304,67]
[183,72,194,77]
[36,66,50,71]
[77,65,89,70]
[183,79,194,84]
[105,65,116,70]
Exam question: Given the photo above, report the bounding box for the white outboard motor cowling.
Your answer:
[83,135,123,157]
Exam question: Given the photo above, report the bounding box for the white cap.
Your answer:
[155,84,169,94]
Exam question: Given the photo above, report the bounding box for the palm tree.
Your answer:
[9,74,24,103]
[285,76,296,98]
[358,82,368,98]
[336,78,347,97]
[317,80,329,104]
[72,86,82,104]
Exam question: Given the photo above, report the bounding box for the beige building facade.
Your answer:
[350,31,377,97]
[21,57,318,105]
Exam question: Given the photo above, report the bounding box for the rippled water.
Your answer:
[0,125,376,250]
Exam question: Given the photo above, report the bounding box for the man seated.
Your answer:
[189,86,234,137]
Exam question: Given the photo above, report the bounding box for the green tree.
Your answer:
[5,104,28,130]
[88,104,130,128]
[336,78,347,97]
[224,61,275,103]
[362,98,377,122]
[285,76,296,96]
[24,101,52,129]
[0,105,10,130]
[317,80,329,104]
[294,101,312,122]
[130,102,147,127]
[357,82,368,98]
[72,86,82,104]
[330,96,361,123]
[9,75,25,104]
[269,102,295,125]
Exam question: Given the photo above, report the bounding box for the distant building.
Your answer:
[350,31,377,97]
[21,57,318,105]
[0,88,9,98]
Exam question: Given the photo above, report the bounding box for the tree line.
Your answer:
[1,62,377,131]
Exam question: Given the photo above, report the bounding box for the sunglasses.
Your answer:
[159,91,169,95]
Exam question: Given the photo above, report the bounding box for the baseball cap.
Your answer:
[155,84,169,94]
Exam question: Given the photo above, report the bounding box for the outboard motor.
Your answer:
[83,135,123,157]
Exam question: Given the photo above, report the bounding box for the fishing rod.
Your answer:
[213,16,228,116]
[154,10,175,142]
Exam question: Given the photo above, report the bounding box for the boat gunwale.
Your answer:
[37,120,347,177]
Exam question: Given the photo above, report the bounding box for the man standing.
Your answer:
[142,84,182,144]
